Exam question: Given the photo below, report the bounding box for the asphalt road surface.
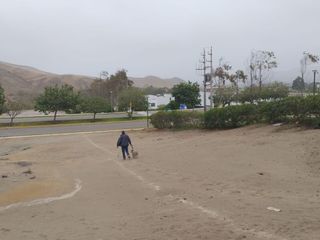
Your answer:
[0,120,147,137]
[0,112,144,124]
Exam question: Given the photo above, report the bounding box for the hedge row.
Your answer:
[259,96,320,125]
[150,111,203,129]
[204,104,258,129]
[150,95,320,129]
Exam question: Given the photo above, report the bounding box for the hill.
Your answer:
[0,61,185,106]
[0,61,94,100]
[129,76,184,88]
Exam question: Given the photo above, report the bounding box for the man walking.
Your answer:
[117,131,132,160]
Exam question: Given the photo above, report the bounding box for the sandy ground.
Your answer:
[0,125,319,240]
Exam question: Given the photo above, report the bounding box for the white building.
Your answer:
[147,94,174,110]
[199,91,212,108]
[147,92,211,110]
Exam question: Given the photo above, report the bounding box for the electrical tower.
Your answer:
[207,47,214,108]
[196,46,214,111]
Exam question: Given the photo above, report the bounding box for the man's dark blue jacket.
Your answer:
[117,134,132,147]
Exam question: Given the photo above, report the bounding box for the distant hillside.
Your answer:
[0,61,185,104]
[129,76,185,88]
[0,61,94,100]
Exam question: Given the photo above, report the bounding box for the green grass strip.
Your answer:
[0,116,147,128]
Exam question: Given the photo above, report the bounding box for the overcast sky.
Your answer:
[1,0,319,81]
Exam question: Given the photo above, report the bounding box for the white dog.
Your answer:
[131,146,138,159]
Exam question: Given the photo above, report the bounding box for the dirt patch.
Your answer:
[16,161,33,167]
[0,180,66,206]
[0,126,319,240]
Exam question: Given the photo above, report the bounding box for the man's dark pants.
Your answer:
[121,145,129,160]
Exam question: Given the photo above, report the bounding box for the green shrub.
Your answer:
[237,104,260,125]
[239,83,289,103]
[258,100,288,123]
[204,104,258,129]
[204,107,230,129]
[258,95,320,125]
[305,95,320,118]
[157,104,167,111]
[150,111,173,129]
[150,111,203,129]
[166,100,179,110]
[300,118,320,128]
[299,95,320,127]
[152,96,320,130]
[260,82,289,100]
[239,87,260,103]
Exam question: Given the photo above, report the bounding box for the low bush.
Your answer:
[239,83,289,103]
[204,104,258,129]
[166,100,179,110]
[305,95,320,118]
[258,100,288,123]
[150,111,173,129]
[300,118,320,128]
[150,111,203,129]
[152,96,320,130]
[259,95,320,125]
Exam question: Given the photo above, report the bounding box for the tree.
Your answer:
[213,62,247,105]
[166,100,179,110]
[142,86,171,95]
[292,76,305,93]
[213,86,237,107]
[81,96,111,120]
[239,82,289,103]
[118,88,148,118]
[234,70,248,101]
[239,86,260,103]
[0,85,5,115]
[260,82,289,100]
[249,50,277,91]
[171,81,201,109]
[5,101,24,126]
[87,69,133,106]
[35,84,79,121]
[214,63,232,86]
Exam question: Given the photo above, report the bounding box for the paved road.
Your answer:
[0,112,147,124]
[0,120,147,137]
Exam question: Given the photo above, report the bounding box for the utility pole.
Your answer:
[312,70,318,95]
[258,62,262,92]
[196,48,211,112]
[207,46,213,109]
[110,91,113,112]
[146,96,149,128]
